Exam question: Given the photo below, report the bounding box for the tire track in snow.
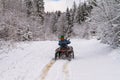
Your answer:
[63,61,70,80]
[40,59,55,80]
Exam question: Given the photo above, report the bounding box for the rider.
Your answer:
[58,35,71,49]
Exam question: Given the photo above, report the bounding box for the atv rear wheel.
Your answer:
[55,52,60,60]
[71,51,74,59]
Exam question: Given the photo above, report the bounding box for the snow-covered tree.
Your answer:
[64,8,73,38]
[0,0,6,16]
[75,4,82,24]
[50,13,58,34]
[56,13,66,36]
[34,0,44,24]
[75,2,92,24]
[89,0,120,47]
[0,0,45,41]
[72,1,77,23]
[25,0,33,17]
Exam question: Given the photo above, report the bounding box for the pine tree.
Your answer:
[72,1,77,23]
[34,0,44,24]
[25,0,33,17]
[1,0,6,16]
[51,13,58,34]
[56,11,61,18]
[76,4,85,24]
[65,8,73,38]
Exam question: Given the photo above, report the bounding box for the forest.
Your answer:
[0,0,120,48]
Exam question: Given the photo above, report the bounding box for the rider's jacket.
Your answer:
[58,39,71,48]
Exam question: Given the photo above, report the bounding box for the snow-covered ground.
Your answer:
[0,39,120,80]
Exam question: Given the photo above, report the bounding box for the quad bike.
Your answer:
[55,46,74,61]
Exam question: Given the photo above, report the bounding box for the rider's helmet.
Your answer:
[60,35,64,41]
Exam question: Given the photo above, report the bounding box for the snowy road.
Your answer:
[0,39,120,80]
[40,59,70,80]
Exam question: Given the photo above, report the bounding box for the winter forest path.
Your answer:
[1,39,120,80]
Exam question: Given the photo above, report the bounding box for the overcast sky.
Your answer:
[44,0,85,12]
